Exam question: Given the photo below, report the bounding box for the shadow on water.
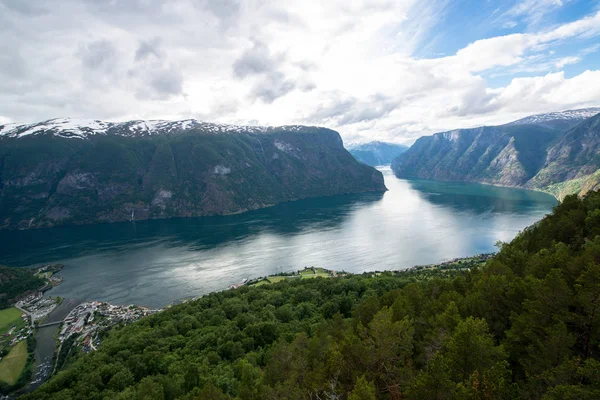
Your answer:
[0,192,384,267]
[405,179,557,213]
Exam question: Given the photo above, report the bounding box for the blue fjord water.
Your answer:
[0,168,557,308]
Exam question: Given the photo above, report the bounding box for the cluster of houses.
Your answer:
[16,293,59,322]
[58,301,160,352]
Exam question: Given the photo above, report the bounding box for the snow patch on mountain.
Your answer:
[0,117,315,139]
[0,118,112,139]
[507,108,600,126]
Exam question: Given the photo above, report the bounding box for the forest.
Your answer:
[26,191,600,399]
[0,266,44,310]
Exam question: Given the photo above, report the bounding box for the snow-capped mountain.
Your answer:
[507,107,600,128]
[0,117,309,140]
[0,120,384,229]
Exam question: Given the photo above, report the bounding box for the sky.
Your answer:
[0,0,599,144]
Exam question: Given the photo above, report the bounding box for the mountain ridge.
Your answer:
[392,108,600,199]
[505,107,600,130]
[0,120,386,229]
[0,117,321,140]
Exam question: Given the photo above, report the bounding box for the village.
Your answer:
[57,301,160,353]
[15,293,60,323]
[2,291,159,364]
[1,265,66,366]
[0,262,163,396]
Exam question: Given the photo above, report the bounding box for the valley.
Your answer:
[346,141,408,166]
[3,109,598,399]
[3,1,600,397]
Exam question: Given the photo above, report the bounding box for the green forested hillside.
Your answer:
[0,122,385,230]
[0,266,44,309]
[27,192,600,399]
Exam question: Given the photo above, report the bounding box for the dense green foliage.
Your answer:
[0,266,44,309]
[27,191,600,399]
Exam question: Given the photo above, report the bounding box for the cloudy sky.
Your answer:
[1,0,599,144]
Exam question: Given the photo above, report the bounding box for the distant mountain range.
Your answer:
[346,141,409,166]
[0,118,385,229]
[392,108,600,199]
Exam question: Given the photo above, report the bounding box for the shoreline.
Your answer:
[10,251,495,395]
[163,253,496,308]
[2,188,388,232]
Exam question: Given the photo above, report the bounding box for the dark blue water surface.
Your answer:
[0,168,557,308]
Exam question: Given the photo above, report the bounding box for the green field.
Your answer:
[267,276,287,283]
[249,268,334,286]
[299,268,330,278]
[0,307,24,335]
[35,271,52,279]
[0,341,28,385]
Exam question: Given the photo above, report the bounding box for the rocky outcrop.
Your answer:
[0,119,386,229]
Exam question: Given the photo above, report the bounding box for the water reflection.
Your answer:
[406,179,556,213]
[0,169,556,308]
[0,192,384,267]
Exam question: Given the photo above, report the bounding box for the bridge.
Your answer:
[37,320,63,328]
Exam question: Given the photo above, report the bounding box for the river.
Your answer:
[29,299,80,392]
[0,168,557,308]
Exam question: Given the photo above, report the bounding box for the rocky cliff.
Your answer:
[0,118,386,229]
[392,109,600,199]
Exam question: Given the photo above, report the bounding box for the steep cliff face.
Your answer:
[392,124,559,187]
[0,119,386,229]
[528,114,600,187]
[392,109,600,198]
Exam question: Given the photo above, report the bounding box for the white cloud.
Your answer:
[433,10,600,74]
[554,56,581,68]
[504,0,564,27]
[0,0,599,145]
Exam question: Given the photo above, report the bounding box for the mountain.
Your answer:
[505,107,600,130]
[527,114,600,197]
[346,141,409,166]
[23,190,600,399]
[392,108,600,199]
[0,118,386,229]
